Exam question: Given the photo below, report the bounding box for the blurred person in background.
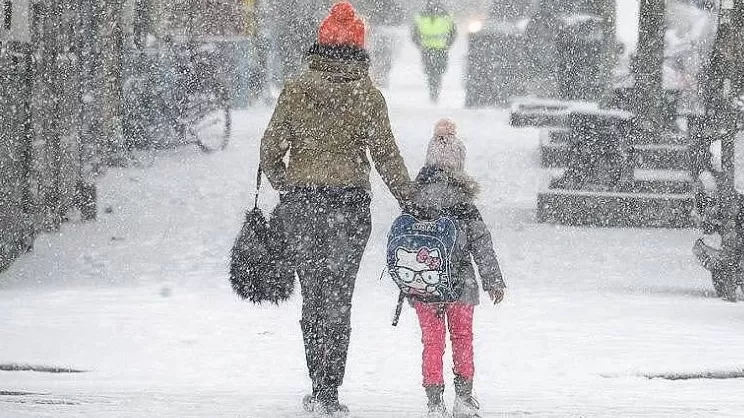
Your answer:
[358,0,404,87]
[411,0,457,103]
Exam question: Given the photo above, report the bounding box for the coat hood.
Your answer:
[296,44,371,109]
[414,166,480,215]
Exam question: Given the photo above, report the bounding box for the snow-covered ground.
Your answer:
[2,24,744,418]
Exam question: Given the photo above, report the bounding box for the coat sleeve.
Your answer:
[467,207,506,291]
[447,15,457,48]
[410,21,421,47]
[260,89,292,191]
[366,91,413,206]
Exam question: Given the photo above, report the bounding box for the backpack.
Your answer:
[386,213,461,304]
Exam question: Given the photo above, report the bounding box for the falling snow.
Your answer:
[2,1,744,417]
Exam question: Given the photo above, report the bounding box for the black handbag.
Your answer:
[229,167,295,304]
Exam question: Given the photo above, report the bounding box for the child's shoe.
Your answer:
[425,385,447,418]
[453,375,480,417]
[427,403,447,418]
[452,395,480,417]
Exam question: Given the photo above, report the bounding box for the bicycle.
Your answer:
[176,40,232,154]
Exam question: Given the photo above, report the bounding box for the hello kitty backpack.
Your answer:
[386,213,461,304]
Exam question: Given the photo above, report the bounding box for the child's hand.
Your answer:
[488,288,505,305]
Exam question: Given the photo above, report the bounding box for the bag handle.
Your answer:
[254,166,262,209]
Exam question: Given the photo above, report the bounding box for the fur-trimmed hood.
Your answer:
[293,43,372,111]
[414,165,480,214]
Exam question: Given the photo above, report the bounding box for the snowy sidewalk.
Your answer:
[2,28,744,418]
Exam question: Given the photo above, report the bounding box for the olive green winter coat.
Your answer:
[260,45,412,204]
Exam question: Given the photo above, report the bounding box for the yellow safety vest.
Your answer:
[244,0,256,36]
[415,15,454,50]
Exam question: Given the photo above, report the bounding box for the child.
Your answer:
[410,119,506,418]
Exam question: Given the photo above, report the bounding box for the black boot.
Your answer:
[425,385,447,417]
[453,375,480,417]
[315,385,349,417]
[315,323,351,416]
[454,375,472,397]
[323,323,351,388]
[300,320,322,412]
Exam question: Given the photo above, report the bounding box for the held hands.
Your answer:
[488,287,505,305]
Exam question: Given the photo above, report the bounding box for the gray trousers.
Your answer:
[277,187,371,401]
[421,49,448,102]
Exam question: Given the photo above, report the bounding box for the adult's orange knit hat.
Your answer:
[318,1,366,48]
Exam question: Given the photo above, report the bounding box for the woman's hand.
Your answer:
[488,287,505,305]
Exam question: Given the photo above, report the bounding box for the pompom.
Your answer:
[330,1,356,22]
[433,118,457,137]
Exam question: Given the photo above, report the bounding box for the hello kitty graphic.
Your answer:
[387,214,460,303]
[394,247,447,297]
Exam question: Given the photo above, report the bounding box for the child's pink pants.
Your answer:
[413,301,475,387]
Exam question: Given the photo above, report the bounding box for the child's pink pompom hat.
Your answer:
[425,119,466,173]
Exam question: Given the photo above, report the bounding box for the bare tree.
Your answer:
[598,0,617,106]
[634,0,666,137]
[707,0,744,297]
[100,0,127,166]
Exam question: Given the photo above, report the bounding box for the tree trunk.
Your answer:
[29,1,63,231]
[100,0,126,166]
[634,0,666,138]
[598,0,617,106]
[699,0,744,301]
[78,0,102,219]
[715,1,744,232]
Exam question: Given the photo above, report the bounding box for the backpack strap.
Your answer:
[254,166,262,210]
[391,291,406,327]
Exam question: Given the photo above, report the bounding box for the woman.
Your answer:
[259,2,412,416]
